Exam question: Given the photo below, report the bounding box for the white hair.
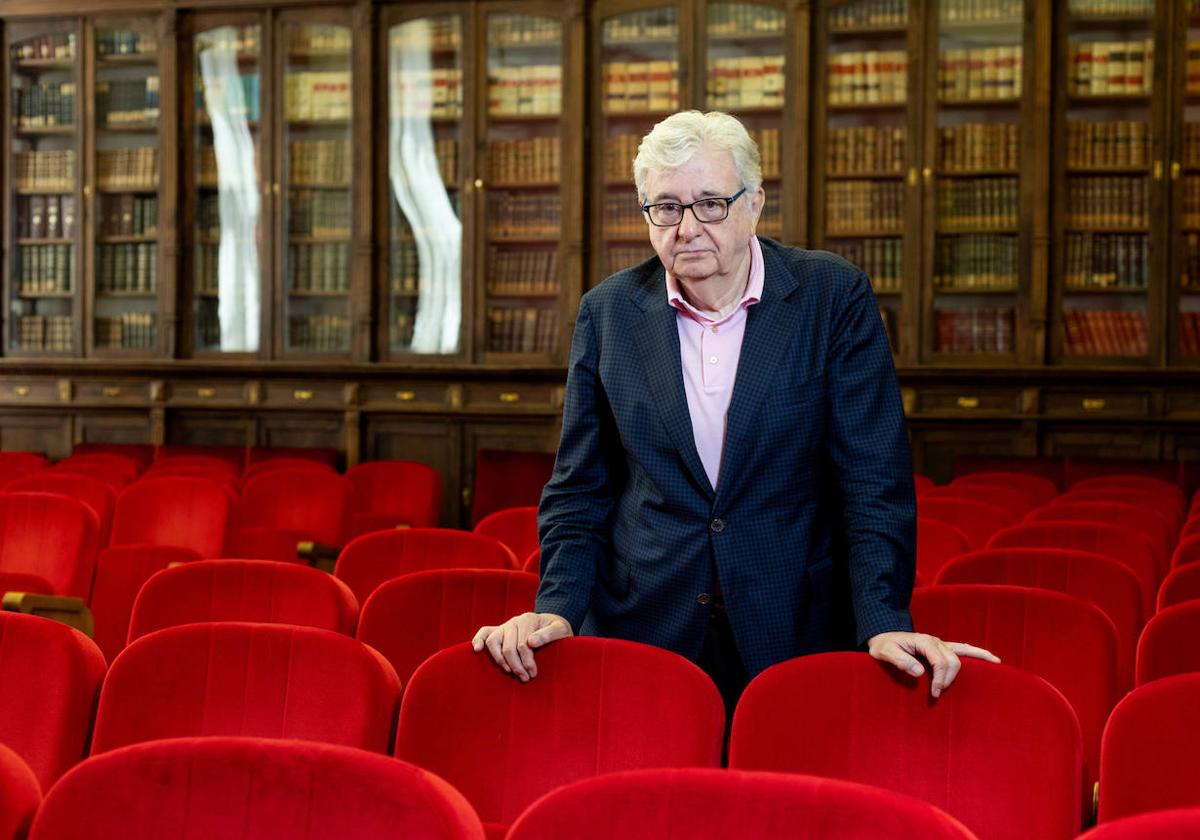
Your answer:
[632,110,762,201]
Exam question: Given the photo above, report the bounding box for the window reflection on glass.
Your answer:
[194,25,261,352]
[388,17,462,354]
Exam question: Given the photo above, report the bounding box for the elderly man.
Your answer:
[474,110,996,711]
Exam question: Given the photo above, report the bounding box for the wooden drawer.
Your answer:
[1165,391,1200,418]
[463,383,561,412]
[260,381,348,409]
[911,388,1023,417]
[166,380,248,407]
[361,382,452,411]
[0,378,63,405]
[1041,390,1150,418]
[73,379,150,406]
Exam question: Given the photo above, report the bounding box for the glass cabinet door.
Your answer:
[190,21,263,354]
[281,20,353,355]
[1177,0,1200,362]
[91,18,161,355]
[386,14,465,357]
[6,20,80,355]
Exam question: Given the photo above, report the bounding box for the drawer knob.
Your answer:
[13,386,29,397]
[956,396,979,410]
[197,387,216,399]
[293,389,313,402]
[102,386,121,398]
[498,392,520,403]
[395,390,416,402]
[1082,398,1106,411]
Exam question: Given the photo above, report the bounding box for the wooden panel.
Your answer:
[908,423,1033,484]
[166,411,256,448]
[73,379,152,407]
[166,380,250,408]
[260,381,350,409]
[0,413,71,458]
[360,383,453,412]
[1041,427,1161,461]
[0,379,64,406]
[258,413,345,453]
[1041,390,1153,418]
[1164,390,1200,418]
[463,383,562,413]
[75,412,153,445]
[911,388,1024,417]
[364,416,462,527]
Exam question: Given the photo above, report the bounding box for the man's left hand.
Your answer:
[867,632,1000,698]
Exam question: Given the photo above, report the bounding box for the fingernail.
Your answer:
[932,688,941,698]
[909,665,922,676]
[519,674,528,683]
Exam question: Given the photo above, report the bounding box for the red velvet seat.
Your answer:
[1158,563,1200,610]
[129,559,360,642]
[925,482,1039,518]
[523,548,540,574]
[146,455,239,477]
[913,473,935,496]
[91,622,400,755]
[109,477,234,558]
[1067,461,1179,488]
[952,470,1059,506]
[30,737,483,840]
[344,460,443,538]
[1080,808,1200,839]
[1098,672,1200,821]
[231,469,352,561]
[1071,472,1182,498]
[954,455,1065,488]
[917,516,971,585]
[506,768,979,840]
[49,457,138,489]
[242,457,334,481]
[357,569,537,686]
[0,452,48,472]
[469,448,554,527]
[918,497,1012,551]
[1058,487,1185,531]
[0,492,99,599]
[1179,517,1200,541]
[154,444,245,471]
[0,612,105,790]
[335,528,519,607]
[0,743,39,840]
[395,638,723,839]
[71,442,154,469]
[1170,533,1200,569]
[911,585,1118,803]
[246,445,338,468]
[472,506,538,562]
[729,654,1082,840]
[138,464,240,493]
[1135,601,1200,686]
[1030,501,1174,575]
[5,472,116,544]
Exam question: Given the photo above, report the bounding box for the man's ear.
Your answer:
[751,186,766,221]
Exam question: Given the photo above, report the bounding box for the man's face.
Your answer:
[641,145,765,284]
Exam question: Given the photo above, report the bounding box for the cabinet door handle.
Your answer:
[907,167,918,187]
[13,386,29,397]
[102,386,121,398]
[395,390,416,402]
[1153,160,1163,181]
[1082,398,1106,411]
[498,392,520,403]
[293,389,313,402]
[956,396,979,409]
[1172,161,1182,180]
[197,387,216,399]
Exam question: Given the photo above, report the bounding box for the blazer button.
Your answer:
[697,593,712,605]
[710,518,725,533]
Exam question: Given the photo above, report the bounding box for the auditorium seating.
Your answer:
[357,569,538,686]
[729,654,1082,840]
[49,455,138,489]
[154,445,245,471]
[108,477,234,558]
[138,463,241,493]
[128,559,360,642]
[1080,808,1200,839]
[395,639,724,839]
[1058,487,1185,531]
[70,443,153,469]
[952,471,1059,507]
[469,449,554,526]
[954,455,1065,488]
[5,472,115,545]
[1066,461,1179,488]
[1158,563,1200,610]
[0,744,39,840]
[146,454,239,477]
[344,459,443,537]
[230,468,352,561]
[1135,601,1200,686]
[0,612,106,790]
[246,445,339,468]
[913,473,935,495]
[242,458,335,481]
[505,768,979,840]
[523,549,540,574]
[917,516,971,585]
[924,482,1039,518]
[1169,534,1200,569]
[917,497,1013,550]
[334,528,519,606]
[472,506,539,562]
[0,492,99,599]
[90,622,401,755]
[0,452,48,475]
[29,737,483,840]
[1098,672,1200,821]
[1028,502,1174,575]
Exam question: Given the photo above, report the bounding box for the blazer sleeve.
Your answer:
[535,296,623,632]
[825,269,917,645]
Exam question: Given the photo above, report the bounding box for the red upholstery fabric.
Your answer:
[49,460,134,490]
[729,654,1082,840]
[91,622,401,755]
[0,492,99,598]
[1070,471,1182,496]
[1158,563,1200,610]
[913,473,935,495]
[1170,533,1200,569]
[335,528,519,606]
[953,471,1060,506]
[919,497,1011,551]
[472,506,538,562]
[954,455,1065,488]
[988,522,1159,618]
[243,458,334,480]
[917,516,971,584]
[1030,501,1174,574]
[926,483,1038,518]
[935,548,1143,690]
[0,453,48,473]
[1059,487,1185,530]
[31,737,482,840]
[0,612,106,790]
[5,473,115,544]
[522,548,540,574]
[129,559,360,642]
[155,444,245,470]
[1180,517,1200,541]
[910,585,1118,799]
[147,455,239,477]
[506,768,978,840]
[59,454,142,483]
[228,527,312,562]
[109,477,233,557]
[71,442,153,468]
[1135,601,1200,686]
[1066,461,1179,488]
[138,465,240,493]
[344,460,443,536]
[357,569,537,685]
[246,446,339,467]
[1098,672,1200,821]
[1080,808,1200,839]
[234,469,352,549]
[0,743,39,840]
[89,545,203,663]
[469,449,554,527]
[394,639,724,838]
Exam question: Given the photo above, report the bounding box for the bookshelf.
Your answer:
[1173,0,1200,361]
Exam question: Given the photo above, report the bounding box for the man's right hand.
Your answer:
[471,612,573,682]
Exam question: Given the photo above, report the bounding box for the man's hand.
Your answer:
[471,612,573,682]
[867,631,1000,698]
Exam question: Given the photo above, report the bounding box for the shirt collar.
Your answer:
[666,235,764,324]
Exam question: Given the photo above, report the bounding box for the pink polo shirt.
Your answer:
[666,236,764,490]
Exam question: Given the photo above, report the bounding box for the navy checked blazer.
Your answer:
[535,237,916,678]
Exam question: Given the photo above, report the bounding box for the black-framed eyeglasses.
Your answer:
[640,187,747,227]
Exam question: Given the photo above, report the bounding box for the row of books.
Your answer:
[430,138,458,186]
[393,68,462,121]
[289,243,350,293]
[487,247,559,296]
[939,47,1023,102]
[97,78,160,126]
[196,194,250,238]
[489,16,559,49]
[827,181,904,233]
[829,1,907,31]
[197,26,259,59]
[1066,176,1149,228]
[486,193,560,239]
[488,138,559,185]
[933,234,1018,290]
[1179,313,1200,356]
[198,145,262,190]
[602,246,655,278]
[285,26,350,57]
[1067,120,1149,169]
[601,12,675,46]
[487,66,562,117]
[827,51,907,105]
[14,150,75,191]
[95,313,155,350]
[940,123,1019,172]
[828,238,903,293]
[707,6,784,37]
[604,194,648,237]
[750,129,782,180]
[1065,233,1148,290]
[197,72,261,123]
[1068,0,1153,15]
[99,195,156,238]
[1068,40,1154,96]
[827,126,905,176]
[16,316,72,352]
[96,29,155,58]
[17,245,74,294]
[16,195,77,240]
[194,306,221,348]
[1187,40,1200,95]
[706,57,785,110]
[936,179,1019,230]
[1185,125,1200,168]
[289,139,351,187]
[194,246,224,297]
[390,18,460,53]
[1062,308,1148,356]
[13,82,76,128]
[285,72,351,122]
[601,61,679,114]
[11,33,75,61]
[96,244,157,294]
[939,0,1021,22]
[487,306,558,354]
[604,135,641,184]
[289,190,351,238]
[389,241,419,296]
[760,193,783,238]
[934,307,1015,353]
[1181,177,1200,229]
[97,148,158,191]
[288,315,350,352]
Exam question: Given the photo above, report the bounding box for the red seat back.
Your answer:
[109,477,233,557]
[1080,808,1200,839]
[1135,601,1200,686]
[1059,487,1184,530]
[918,497,1013,550]
[0,492,99,598]
[71,442,153,468]
[345,460,443,534]
[470,449,554,526]
[1031,501,1173,573]
[917,516,971,585]
[246,446,338,467]
[472,506,538,562]
[0,743,39,840]
[5,472,115,543]
[154,445,245,471]
[1067,461,1179,488]
[236,469,351,548]
[1158,563,1200,610]
[926,482,1039,518]
[242,458,334,481]
[953,471,1059,506]
[955,455,1064,488]
[913,473,935,496]
[147,455,239,477]
[1170,533,1200,569]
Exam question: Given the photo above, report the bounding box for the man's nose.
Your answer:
[677,206,705,239]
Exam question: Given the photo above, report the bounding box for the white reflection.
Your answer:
[198,27,260,352]
[389,19,461,354]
